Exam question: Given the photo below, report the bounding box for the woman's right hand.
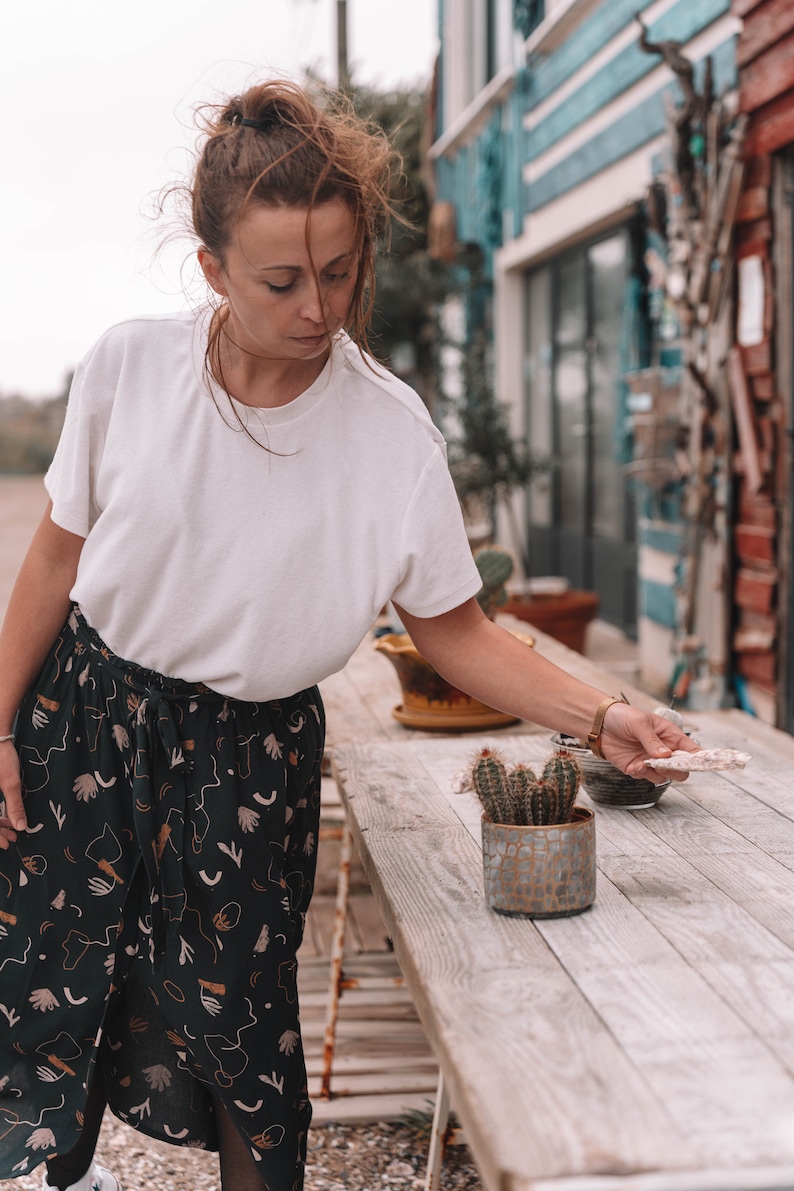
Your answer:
[0,740,26,850]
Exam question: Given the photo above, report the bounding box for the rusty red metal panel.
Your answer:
[735,567,779,613]
[735,524,777,565]
[751,374,776,400]
[736,649,777,687]
[737,488,777,528]
[734,0,772,18]
[736,216,773,258]
[740,33,794,112]
[736,184,770,224]
[744,87,794,154]
[739,338,774,376]
[737,0,794,67]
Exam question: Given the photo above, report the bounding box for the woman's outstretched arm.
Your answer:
[395,597,697,781]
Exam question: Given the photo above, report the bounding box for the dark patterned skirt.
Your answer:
[0,608,325,1190]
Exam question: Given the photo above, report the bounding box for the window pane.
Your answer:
[554,255,587,532]
[590,233,627,540]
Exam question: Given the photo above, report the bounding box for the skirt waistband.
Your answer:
[73,605,226,703]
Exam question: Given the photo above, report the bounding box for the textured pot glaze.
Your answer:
[481,807,596,918]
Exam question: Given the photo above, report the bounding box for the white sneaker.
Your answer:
[43,1163,123,1191]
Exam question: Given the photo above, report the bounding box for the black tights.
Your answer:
[45,1080,268,1191]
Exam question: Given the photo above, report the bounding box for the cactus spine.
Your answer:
[470,747,581,826]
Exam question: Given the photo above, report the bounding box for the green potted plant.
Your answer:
[444,329,599,653]
[471,746,596,918]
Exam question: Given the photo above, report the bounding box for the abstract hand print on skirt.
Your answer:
[0,608,325,1190]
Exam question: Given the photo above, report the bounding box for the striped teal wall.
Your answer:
[526,36,737,213]
[525,0,730,111]
[434,0,737,244]
[641,578,678,629]
[526,0,731,163]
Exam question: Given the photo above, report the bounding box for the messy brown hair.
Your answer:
[191,79,397,395]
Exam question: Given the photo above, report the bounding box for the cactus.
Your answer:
[474,547,514,620]
[470,746,581,826]
[541,754,580,824]
[470,747,509,823]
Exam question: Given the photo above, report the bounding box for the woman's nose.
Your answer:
[300,281,326,322]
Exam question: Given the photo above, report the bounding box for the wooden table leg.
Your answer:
[424,1070,451,1191]
[319,818,353,1099]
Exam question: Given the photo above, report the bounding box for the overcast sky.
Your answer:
[0,0,438,399]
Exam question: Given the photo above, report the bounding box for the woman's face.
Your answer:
[199,198,359,363]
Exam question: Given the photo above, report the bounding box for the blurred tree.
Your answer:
[349,83,453,409]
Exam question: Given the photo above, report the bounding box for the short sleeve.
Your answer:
[390,446,482,617]
[45,351,109,538]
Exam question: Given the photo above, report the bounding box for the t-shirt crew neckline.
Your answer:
[194,318,339,427]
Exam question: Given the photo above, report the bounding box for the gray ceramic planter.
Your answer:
[481,807,596,918]
[551,734,670,809]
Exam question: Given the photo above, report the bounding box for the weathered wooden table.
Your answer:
[315,619,553,1106]
[331,706,794,1191]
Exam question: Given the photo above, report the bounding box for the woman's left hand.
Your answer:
[598,701,699,781]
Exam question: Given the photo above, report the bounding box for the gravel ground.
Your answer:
[5,1113,485,1190]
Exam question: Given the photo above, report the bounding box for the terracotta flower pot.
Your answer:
[503,589,599,653]
[481,807,596,918]
[374,631,534,731]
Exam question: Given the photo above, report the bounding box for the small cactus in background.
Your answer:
[474,547,514,620]
[471,747,581,826]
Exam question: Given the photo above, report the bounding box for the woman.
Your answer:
[0,79,695,1191]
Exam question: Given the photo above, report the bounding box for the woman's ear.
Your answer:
[198,248,227,297]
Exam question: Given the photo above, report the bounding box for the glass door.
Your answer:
[525,228,637,632]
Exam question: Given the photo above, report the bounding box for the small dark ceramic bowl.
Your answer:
[551,734,671,809]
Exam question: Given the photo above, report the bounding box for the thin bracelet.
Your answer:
[586,697,623,760]
[0,734,14,744]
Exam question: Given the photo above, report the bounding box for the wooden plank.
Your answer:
[735,567,778,614]
[308,1070,438,1097]
[478,746,794,1144]
[735,523,777,564]
[751,372,777,400]
[310,1091,438,1125]
[728,347,764,494]
[739,31,794,112]
[734,0,772,18]
[334,741,697,1187]
[525,1165,794,1191]
[737,213,773,252]
[737,651,777,686]
[737,492,777,527]
[736,183,770,224]
[320,659,392,748]
[744,86,794,155]
[335,726,794,1187]
[744,153,774,188]
[737,0,794,67]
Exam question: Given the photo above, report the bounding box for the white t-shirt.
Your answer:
[45,311,481,701]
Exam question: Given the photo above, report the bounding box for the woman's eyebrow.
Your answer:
[257,251,355,273]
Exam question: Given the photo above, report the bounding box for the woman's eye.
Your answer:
[266,281,294,294]
[324,271,350,284]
